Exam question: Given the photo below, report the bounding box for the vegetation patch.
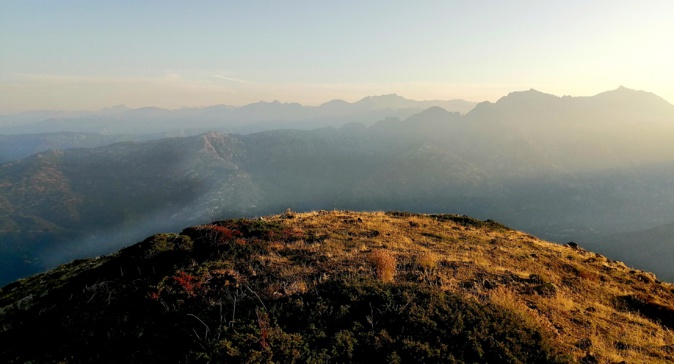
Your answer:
[614,295,674,329]
[430,214,511,230]
[166,279,570,363]
[386,211,424,218]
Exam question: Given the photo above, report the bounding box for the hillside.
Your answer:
[0,131,200,164]
[1,211,673,363]
[0,132,259,284]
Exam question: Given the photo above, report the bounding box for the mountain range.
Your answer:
[0,94,476,138]
[1,87,674,285]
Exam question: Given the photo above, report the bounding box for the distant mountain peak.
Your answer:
[376,93,404,99]
[416,106,452,117]
[497,89,558,102]
[364,93,403,99]
[403,106,462,125]
[601,85,638,95]
[203,130,222,138]
[322,99,349,105]
[356,93,407,104]
[97,104,131,115]
[592,86,674,109]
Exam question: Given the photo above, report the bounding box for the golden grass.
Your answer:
[416,251,439,272]
[370,249,397,283]
[248,210,674,363]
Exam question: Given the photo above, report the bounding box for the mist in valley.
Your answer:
[2,87,674,284]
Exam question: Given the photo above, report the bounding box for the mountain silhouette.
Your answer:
[1,87,673,285]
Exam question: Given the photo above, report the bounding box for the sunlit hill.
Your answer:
[1,211,673,363]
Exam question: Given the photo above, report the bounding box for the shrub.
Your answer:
[431,214,511,230]
[172,271,203,297]
[267,279,571,363]
[417,251,439,272]
[209,225,242,242]
[370,250,396,283]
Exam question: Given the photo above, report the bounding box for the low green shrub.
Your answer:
[200,279,570,363]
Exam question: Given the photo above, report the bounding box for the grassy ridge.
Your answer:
[1,210,673,363]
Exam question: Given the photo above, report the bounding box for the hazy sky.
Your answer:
[1,1,673,113]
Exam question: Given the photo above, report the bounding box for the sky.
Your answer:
[1,1,673,113]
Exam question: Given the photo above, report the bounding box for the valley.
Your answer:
[2,87,674,284]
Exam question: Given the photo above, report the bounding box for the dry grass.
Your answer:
[417,251,440,272]
[370,249,397,283]
[246,210,674,363]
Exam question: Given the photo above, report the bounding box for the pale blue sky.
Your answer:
[1,1,673,112]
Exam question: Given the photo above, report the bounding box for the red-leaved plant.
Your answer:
[173,271,202,296]
[210,225,242,242]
